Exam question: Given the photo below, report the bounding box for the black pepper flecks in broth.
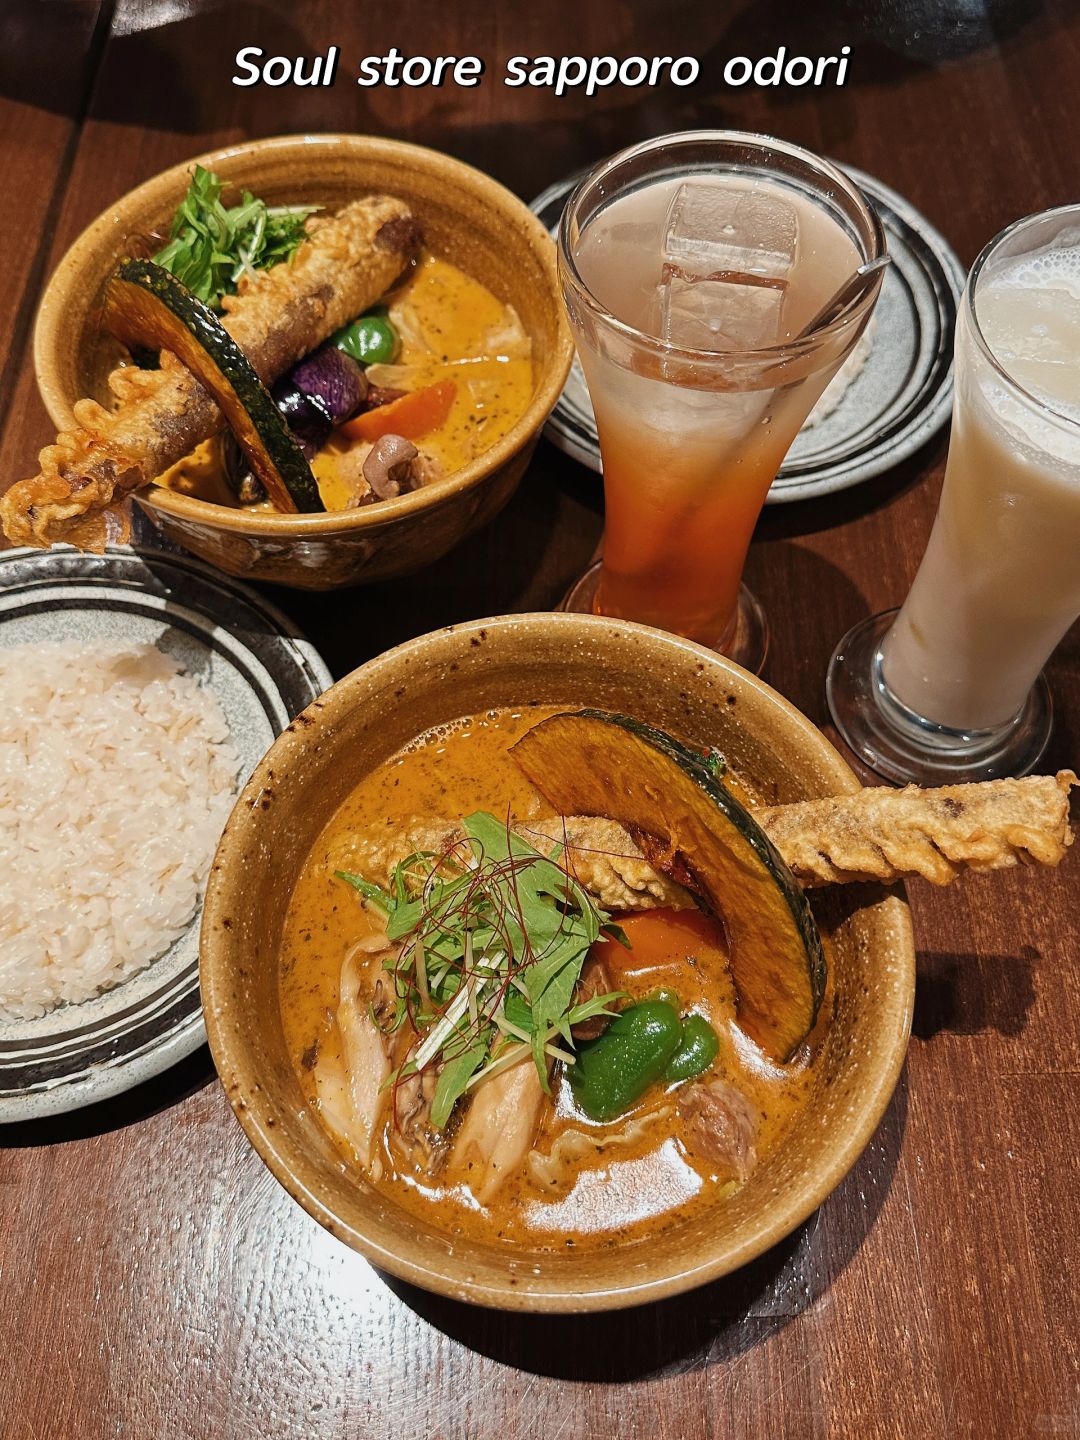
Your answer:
[279,706,827,1252]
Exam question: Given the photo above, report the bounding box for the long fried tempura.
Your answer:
[756,769,1076,887]
[0,197,422,552]
[341,771,1077,909]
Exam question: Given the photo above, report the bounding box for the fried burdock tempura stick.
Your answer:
[0,197,422,552]
[338,772,1077,910]
[755,770,1076,887]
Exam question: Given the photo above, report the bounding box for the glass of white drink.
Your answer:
[828,205,1080,783]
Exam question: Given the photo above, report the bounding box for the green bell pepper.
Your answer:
[568,1000,683,1122]
[663,1013,720,1082]
[331,309,399,365]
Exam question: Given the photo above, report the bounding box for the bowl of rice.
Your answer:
[0,546,331,1118]
[0,639,239,1018]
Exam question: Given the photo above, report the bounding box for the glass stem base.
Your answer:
[826,609,1053,785]
[559,560,769,675]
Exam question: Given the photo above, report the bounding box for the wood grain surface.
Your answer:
[1,3,1078,1437]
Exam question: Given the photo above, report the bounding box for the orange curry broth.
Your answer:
[159,253,535,511]
[278,705,827,1251]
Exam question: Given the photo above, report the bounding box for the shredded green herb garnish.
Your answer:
[704,748,727,780]
[152,165,319,311]
[336,811,626,1132]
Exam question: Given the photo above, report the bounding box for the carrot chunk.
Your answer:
[340,379,457,442]
[592,909,725,978]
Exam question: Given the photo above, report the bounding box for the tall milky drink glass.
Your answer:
[828,206,1080,783]
[558,132,886,668]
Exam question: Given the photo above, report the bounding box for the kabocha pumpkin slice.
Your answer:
[510,710,826,1062]
[103,260,322,513]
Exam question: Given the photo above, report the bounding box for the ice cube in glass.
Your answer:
[657,264,784,351]
[664,180,798,281]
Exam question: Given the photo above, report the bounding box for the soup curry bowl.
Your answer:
[33,134,572,589]
[200,615,915,1310]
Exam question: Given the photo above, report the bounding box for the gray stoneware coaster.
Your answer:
[530,164,965,503]
[0,546,333,1122]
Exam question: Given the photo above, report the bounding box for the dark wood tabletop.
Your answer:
[1,3,1078,1437]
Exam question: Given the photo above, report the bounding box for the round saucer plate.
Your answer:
[530,164,965,502]
[0,545,332,1121]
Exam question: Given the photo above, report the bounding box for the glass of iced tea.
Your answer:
[557,131,886,670]
[828,205,1080,784]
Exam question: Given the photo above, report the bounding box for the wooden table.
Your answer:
[2,4,1078,1436]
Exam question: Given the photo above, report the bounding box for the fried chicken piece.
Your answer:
[1,197,422,551]
[334,813,695,913]
[522,815,694,909]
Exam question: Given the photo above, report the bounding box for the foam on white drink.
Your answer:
[978,241,1080,427]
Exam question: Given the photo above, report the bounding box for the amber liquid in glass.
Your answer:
[572,175,861,646]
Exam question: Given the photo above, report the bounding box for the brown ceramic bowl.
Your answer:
[200,613,915,1311]
[33,134,572,589]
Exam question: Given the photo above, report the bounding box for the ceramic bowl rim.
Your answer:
[32,132,574,537]
[200,612,916,1312]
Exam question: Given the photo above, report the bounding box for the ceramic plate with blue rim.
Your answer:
[530,164,965,502]
[0,545,332,1122]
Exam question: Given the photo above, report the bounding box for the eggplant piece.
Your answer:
[292,346,369,421]
[272,346,368,456]
[270,382,331,459]
[228,346,369,505]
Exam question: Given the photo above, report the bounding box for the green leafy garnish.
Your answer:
[152,165,319,311]
[703,748,727,780]
[335,870,393,922]
[337,811,625,1131]
[429,1040,488,1131]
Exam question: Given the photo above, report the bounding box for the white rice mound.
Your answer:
[0,640,240,1021]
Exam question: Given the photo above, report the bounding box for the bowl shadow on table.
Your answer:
[264,440,603,677]
[0,1042,217,1149]
[381,1073,908,1382]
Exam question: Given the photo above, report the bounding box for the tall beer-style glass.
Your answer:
[558,131,886,669]
[828,206,1080,783]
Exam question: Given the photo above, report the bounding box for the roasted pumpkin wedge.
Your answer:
[510,710,826,1062]
[103,259,322,513]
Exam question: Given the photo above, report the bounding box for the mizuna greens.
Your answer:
[337,810,626,1131]
[153,165,319,311]
[281,703,805,1239]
